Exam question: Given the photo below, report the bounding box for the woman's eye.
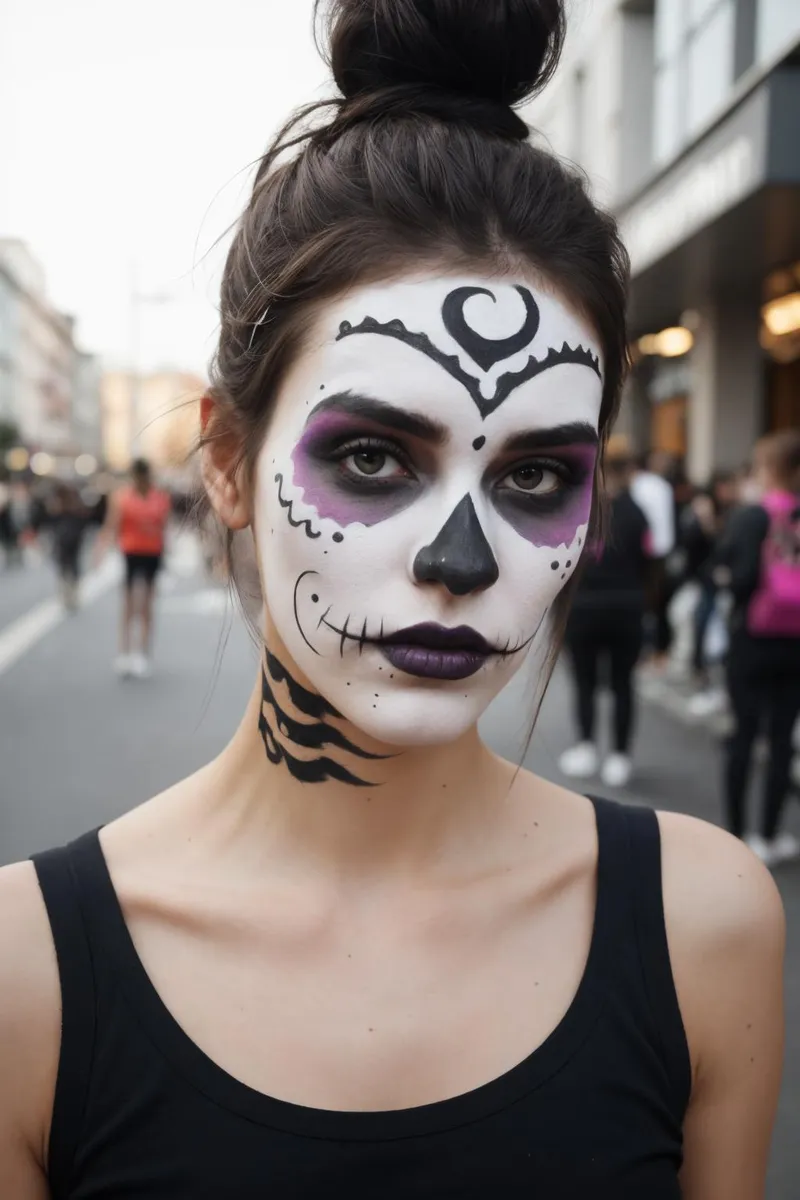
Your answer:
[341,449,408,479]
[504,464,562,495]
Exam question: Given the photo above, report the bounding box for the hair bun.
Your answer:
[320,0,566,109]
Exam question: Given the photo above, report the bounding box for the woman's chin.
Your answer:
[327,683,494,750]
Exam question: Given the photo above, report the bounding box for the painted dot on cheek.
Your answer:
[566,561,572,568]
[472,436,486,451]
[311,594,319,603]
[551,561,559,571]
[333,533,344,543]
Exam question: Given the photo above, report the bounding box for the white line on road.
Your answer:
[0,558,121,678]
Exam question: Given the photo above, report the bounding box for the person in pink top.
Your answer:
[99,458,171,677]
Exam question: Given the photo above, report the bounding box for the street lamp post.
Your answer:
[128,263,176,464]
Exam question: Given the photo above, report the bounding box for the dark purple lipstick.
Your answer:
[378,623,494,680]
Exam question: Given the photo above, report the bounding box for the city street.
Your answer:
[1,542,799,1197]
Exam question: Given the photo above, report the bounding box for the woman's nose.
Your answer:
[413,494,499,596]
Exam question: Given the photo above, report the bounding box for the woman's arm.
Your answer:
[712,505,769,603]
[92,490,121,562]
[659,813,785,1200]
[0,863,60,1200]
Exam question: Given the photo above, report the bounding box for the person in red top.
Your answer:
[100,458,171,677]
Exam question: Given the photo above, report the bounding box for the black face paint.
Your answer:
[335,286,601,421]
[261,667,388,760]
[265,647,338,719]
[275,473,321,539]
[259,651,386,786]
[413,494,499,595]
[442,285,539,371]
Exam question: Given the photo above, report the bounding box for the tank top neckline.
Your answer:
[71,795,626,1142]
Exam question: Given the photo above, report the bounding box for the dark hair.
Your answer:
[755,430,800,492]
[131,458,151,478]
[206,0,630,665]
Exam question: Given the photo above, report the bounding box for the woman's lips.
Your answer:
[377,623,494,680]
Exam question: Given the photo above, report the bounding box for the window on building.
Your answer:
[756,0,800,63]
[652,0,735,166]
[687,1,735,135]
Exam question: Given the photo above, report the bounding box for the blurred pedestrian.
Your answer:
[0,475,22,568]
[630,450,676,665]
[559,449,652,788]
[678,471,738,713]
[48,483,91,611]
[97,458,171,678]
[715,430,800,864]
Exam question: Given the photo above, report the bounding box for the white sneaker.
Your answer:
[745,834,776,867]
[129,653,151,679]
[600,753,633,788]
[770,832,800,865]
[558,742,599,778]
[114,654,133,677]
[687,687,728,718]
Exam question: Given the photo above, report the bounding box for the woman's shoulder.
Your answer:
[657,809,783,948]
[655,811,784,1071]
[0,860,61,1177]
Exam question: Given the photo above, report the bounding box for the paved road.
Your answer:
[1,545,798,1197]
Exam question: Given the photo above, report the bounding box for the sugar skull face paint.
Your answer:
[254,274,603,747]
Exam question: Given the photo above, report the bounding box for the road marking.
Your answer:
[0,558,121,677]
[162,589,229,616]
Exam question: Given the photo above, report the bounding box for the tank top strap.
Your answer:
[589,796,692,1114]
[31,833,102,1196]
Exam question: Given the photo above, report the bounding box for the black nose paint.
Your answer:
[442,286,540,372]
[414,494,499,596]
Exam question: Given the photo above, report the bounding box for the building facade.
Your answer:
[101,370,203,483]
[522,0,800,481]
[0,239,101,466]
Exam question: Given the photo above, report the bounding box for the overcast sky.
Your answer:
[0,0,331,376]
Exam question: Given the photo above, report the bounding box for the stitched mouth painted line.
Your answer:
[320,616,538,660]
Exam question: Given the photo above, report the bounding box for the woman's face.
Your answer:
[254,273,604,746]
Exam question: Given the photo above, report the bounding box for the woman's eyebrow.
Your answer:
[500,423,599,454]
[305,391,448,443]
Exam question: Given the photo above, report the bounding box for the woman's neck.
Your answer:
[200,650,517,886]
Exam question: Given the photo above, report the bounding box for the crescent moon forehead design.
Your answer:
[442,285,540,372]
[335,284,602,421]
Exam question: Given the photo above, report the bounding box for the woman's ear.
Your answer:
[200,394,251,531]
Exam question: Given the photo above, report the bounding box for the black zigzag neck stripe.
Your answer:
[265,649,340,720]
[261,667,389,762]
[258,709,375,787]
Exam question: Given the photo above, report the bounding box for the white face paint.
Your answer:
[255,274,603,747]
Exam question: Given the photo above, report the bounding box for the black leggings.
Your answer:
[566,608,644,754]
[724,637,800,839]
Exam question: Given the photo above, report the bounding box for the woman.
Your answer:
[558,447,651,788]
[0,2,783,1196]
[716,430,800,865]
[97,457,172,678]
[47,483,91,611]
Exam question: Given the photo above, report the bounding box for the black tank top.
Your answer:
[32,796,691,1199]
